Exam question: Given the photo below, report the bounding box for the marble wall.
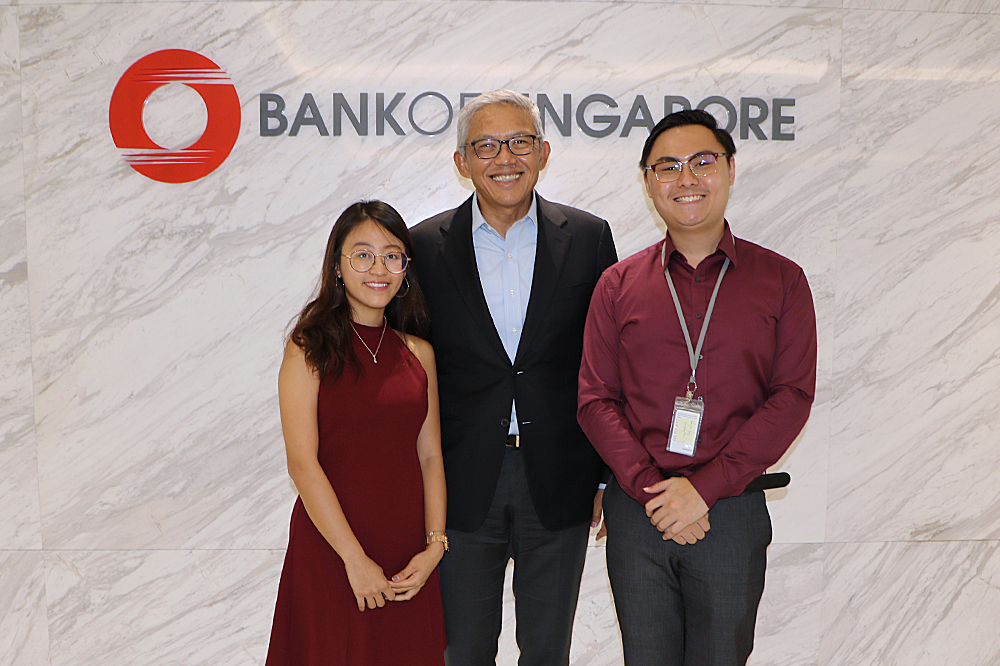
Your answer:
[1,1,998,664]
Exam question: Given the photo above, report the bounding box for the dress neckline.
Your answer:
[351,318,385,330]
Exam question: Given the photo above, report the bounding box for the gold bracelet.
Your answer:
[427,531,449,551]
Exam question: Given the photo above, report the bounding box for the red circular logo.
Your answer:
[109,49,240,183]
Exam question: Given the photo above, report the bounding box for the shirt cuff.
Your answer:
[687,466,726,510]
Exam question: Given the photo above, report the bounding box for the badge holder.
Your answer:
[668,379,703,457]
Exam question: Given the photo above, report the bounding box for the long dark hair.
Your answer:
[290,201,429,379]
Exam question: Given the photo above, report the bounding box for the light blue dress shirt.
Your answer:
[472,192,538,436]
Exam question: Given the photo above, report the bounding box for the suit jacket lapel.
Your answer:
[515,196,571,363]
[437,196,509,362]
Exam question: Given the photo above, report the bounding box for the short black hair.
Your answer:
[640,109,736,169]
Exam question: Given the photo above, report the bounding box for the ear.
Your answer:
[728,156,736,185]
[643,169,654,199]
[454,149,471,179]
[537,140,551,170]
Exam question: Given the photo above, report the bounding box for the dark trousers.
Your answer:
[604,477,772,666]
[439,448,590,666]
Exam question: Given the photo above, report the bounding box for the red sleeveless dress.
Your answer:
[265,324,446,666]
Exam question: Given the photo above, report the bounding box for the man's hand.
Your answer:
[643,477,710,540]
[592,488,607,540]
[669,514,710,544]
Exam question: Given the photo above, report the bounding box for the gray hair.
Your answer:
[455,90,544,151]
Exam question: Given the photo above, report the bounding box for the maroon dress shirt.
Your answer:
[578,225,817,509]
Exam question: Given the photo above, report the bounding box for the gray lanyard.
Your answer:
[661,244,730,399]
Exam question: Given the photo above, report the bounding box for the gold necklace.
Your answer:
[351,317,387,364]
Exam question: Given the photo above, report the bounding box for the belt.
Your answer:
[505,434,520,448]
[743,472,790,493]
[647,472,789,494]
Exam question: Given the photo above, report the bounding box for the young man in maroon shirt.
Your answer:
[577,109,817,666]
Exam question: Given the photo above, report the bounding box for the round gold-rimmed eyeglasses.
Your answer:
[342,250,409,274]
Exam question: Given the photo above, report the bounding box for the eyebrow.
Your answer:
[652,150,716,164]
[350,241,404,250]
[472,132,535,141]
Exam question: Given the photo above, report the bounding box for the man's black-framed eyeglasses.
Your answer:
[644,151,730,183]
[465,135,539,159]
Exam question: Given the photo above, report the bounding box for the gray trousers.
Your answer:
[439,448,589,666]
[604,477,772,666]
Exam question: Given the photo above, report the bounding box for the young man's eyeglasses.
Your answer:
[343,250,409,274]
[465,135,539,159]
[644,151,730,183]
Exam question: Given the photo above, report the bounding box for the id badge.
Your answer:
[667,397,703,457]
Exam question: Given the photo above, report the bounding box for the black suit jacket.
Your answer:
[410,194,617,532]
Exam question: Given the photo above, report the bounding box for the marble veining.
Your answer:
[821,542,1000,666]
[829,9,1000,544]
[44,549,282,666]
[846,0,1000,14]
[1,5,45,554]
[750,543,824,666]
[0,551,51,666]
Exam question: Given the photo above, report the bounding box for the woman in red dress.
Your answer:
[266,201,447,666]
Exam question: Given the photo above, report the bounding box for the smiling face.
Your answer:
[336,219,407,326]
[643,124,735,242]
[454,103,550,226]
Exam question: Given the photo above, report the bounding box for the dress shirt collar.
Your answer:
[471,192,538,237]
[662,221,739,268]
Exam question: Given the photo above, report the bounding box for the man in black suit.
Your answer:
[410,90,617,666]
